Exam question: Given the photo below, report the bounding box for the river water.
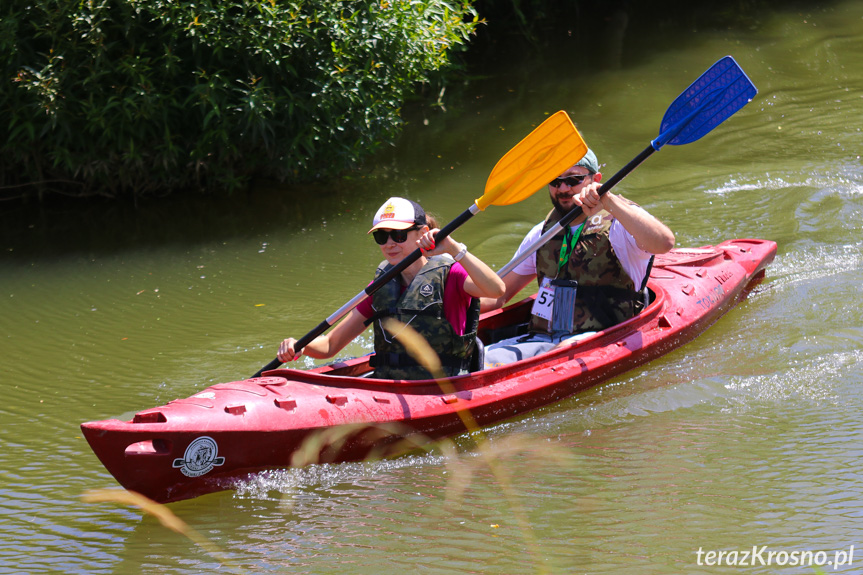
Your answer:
[2,2,863,573]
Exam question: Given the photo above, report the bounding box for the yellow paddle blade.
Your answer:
[476,111,587,211]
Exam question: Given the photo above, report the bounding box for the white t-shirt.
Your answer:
[511,217,653,288]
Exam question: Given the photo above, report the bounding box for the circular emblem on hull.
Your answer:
[172,436,226,478]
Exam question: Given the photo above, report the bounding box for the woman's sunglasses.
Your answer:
[373,226,419,245]
[549,174,590,188]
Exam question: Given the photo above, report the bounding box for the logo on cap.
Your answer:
[380,202,396,220]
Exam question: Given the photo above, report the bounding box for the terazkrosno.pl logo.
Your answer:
[172,436,226,477]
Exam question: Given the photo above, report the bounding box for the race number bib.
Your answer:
[531,277,555,321]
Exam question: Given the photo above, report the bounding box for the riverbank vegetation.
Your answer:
[1,0,478,200]
[1,0,818,202]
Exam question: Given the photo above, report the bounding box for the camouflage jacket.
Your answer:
[529,208,639,334]
[367,255,478,380]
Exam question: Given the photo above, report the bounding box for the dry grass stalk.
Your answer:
[380,318,557,568]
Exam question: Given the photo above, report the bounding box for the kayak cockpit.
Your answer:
[272,283,666,388]
[263,240,777,389]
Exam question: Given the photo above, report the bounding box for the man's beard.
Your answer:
[550,195,571,217]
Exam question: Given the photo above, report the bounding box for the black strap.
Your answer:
[640,255,655,292]
[463,297,481,335]
[369,352,468,370]
[576,284,640,302]
[574,285,640,328]
[363,307,442,327]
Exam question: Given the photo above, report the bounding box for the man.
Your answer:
[482,148,675,367]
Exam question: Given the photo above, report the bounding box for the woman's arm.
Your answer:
[278,308,368,362]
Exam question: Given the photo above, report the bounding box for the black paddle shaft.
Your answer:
[253,207,477,377]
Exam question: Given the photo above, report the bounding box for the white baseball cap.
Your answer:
[368,197,427,233]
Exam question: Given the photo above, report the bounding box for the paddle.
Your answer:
[495,55,758,278]
[252,111,588,377]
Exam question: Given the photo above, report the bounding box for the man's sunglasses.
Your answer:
[373,226,420,245]
[549,174,590,188]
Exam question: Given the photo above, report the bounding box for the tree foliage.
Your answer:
[0,0,478,199]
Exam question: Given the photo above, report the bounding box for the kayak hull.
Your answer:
[81,239,776,503]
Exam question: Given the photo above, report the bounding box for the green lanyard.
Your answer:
[557,222,585,273]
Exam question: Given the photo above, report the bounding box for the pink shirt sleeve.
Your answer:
[443,262,472,335]
[356,282,374,319]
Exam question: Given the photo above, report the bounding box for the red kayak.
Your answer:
[81,238,776,503]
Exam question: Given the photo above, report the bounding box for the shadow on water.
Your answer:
[0,175,406,263]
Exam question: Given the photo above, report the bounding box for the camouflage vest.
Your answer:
[367,255,479,380]
[529,208,638,334]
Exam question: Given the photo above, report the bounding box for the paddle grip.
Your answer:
[597,145,656,197]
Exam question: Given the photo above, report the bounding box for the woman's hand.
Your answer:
[278,338,301,362]
[417,228,457,257]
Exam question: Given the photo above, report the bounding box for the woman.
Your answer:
[278,197,505,379]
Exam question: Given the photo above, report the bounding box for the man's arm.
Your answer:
[575,183,675,255]
[601,192,675,254]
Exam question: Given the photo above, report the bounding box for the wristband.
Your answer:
[453,243,468,262]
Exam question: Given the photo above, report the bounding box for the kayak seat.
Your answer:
[469,338,485,372]
[484,322,529,345]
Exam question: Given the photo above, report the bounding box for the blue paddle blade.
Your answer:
[651,56,757,150]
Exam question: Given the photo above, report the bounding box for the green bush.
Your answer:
[0,0,478,199]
